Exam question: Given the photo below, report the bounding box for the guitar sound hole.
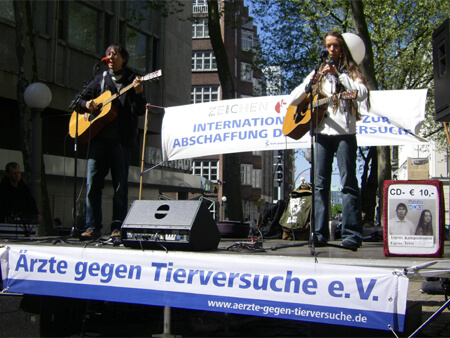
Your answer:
[295,107,308,124]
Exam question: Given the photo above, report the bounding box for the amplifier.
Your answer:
[121,200,220,251]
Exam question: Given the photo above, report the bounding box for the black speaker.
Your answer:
[121,200,220,251]
[433,18,450,122]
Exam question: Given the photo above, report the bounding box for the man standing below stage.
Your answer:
[287,30,369,251]
[76,44,146,242]
[389,203,415,236]
[0,162,41,223]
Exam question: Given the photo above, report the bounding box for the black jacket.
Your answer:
[0,177,39,222]
[77,68,146,147]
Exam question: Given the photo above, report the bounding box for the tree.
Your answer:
[207,0,244,221]
[249,0,450,224]
[14,0,53,235]
[331,204,342,218]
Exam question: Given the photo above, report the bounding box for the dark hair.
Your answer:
[105,44,130,67]
[5,162,19,173]
[415,209,433,235]
[396,203,408,212]
[418,210,432,224]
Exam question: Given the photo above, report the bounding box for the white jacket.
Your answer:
[287,71,368,135]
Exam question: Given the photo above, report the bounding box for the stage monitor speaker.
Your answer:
[121,200,220,251]
[433,18,450,122]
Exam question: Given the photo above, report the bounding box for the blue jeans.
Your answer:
[85,139,131,231]
[314,134,362,245]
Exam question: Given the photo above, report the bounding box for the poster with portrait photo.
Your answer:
[383,180,444,257]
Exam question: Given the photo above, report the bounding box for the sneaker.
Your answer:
[80,229,102,240]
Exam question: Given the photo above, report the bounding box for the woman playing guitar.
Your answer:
[286,30,370,251]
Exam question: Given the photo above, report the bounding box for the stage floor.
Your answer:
[2,229,450,271]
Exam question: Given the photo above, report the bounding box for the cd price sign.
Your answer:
[383,180,444,257]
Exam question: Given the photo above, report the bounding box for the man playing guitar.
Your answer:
[76,44,146,243]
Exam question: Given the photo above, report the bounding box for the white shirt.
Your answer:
[287,70,369,135]
[388,217,415,235]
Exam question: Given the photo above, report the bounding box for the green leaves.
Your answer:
[249,0,450,145]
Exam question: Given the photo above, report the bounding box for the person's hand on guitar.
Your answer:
[84,100,98,121]
[133,77,143,94]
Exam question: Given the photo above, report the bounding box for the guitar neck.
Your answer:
[97,70,161,107]
[103,82,135,106]
[313,94,338,108]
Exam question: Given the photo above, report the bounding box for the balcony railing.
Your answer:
[193,5,208,14]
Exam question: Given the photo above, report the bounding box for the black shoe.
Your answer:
[340,241,359,251]
[312,238,328,247]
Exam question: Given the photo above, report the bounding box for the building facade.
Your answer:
[0,1,204,231]
[190,0,294,222]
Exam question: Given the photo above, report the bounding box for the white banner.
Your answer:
[162,89,428,161]
[2,245,409,331]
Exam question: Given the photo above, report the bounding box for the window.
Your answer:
[253,169,262,188]
[192,51,217,71]
[192,18,209,38]
[192,160,219,182]
[191,86,219,103]
[0,0,14,22]
[35,2,51,34]
[240,62,253,82]
[241,30,253,51]
[240,164,253,186]
[68,2,98,53]
[126,28,147,72]
[125,0,150,30]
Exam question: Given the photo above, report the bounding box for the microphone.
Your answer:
[101,57,111,64]
[319,50,329,62]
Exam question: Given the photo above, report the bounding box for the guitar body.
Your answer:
[68,69,162,144]
[69,91,118,144]
[282,92,327,140]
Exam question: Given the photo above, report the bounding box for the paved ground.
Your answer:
[407,277,450,338]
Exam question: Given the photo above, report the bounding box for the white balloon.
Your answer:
[342,33,365,65]
[304,148,312,163]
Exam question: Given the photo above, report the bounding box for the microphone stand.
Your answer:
[67,62,102,238]
[271,58,322,253]
[306,59,320,257]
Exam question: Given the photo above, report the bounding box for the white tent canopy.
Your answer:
[162,89,428,161]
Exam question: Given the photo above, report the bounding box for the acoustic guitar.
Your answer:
[69,69,162,144]
[282,90,357,140]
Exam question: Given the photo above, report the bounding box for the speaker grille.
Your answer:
[121,200,220,251]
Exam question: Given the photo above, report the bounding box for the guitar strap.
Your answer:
[100,71,108,94]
